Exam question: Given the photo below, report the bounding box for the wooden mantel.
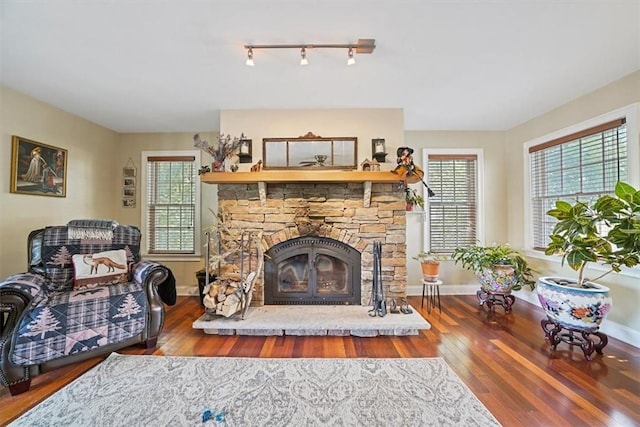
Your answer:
[200,170,403,184]
[200,170,405,207]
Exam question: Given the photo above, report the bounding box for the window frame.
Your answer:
[422,148,485,253]
[140,150,202,259]
[523,103,640,260]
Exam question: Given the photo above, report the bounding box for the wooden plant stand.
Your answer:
[541,318,609,360]
[476,289,516,313]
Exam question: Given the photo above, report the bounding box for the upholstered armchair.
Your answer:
[0,221,169,395]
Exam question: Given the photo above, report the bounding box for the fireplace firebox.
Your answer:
[264,236,361,305]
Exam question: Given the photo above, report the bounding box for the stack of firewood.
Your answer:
[202,272,245,318]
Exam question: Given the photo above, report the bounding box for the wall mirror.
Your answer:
[262,132,357,170]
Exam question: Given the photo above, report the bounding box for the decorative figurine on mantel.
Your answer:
[393,146,436,198]
[193,133,245,172]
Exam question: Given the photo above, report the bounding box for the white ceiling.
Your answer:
[1,1,639,133]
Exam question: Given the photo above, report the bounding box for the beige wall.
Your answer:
[505,71,640,333]
[220,108,404,171]
[114,132,219,294]
[0,86,119,277]
[403,131,507,286]
[114,107,405,294]
[2,75,638,341]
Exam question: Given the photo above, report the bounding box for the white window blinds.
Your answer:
[145,155,197,254]
[529,118,627,250]
[427,154,478,253]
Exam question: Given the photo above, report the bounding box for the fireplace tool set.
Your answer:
[369,241,387,317]
[369,240,413,317]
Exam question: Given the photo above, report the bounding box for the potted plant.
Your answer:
[413,251,448,282]
[452,243,536,293]
[538,181,640,331]
[405,188,424,211]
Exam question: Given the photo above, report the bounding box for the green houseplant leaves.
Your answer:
[545,181,640,287]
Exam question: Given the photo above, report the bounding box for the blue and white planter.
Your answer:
[536,276,612,332]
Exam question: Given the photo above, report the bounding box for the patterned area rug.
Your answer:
[11,353,500,426]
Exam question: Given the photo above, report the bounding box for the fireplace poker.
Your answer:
[369,241,387,317]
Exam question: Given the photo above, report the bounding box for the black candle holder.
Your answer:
[238,139,252,163]
[371,138,387,163]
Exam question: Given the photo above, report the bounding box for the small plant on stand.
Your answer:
[405,188,424,211]
[452,242,535,314]
[413,251,448,282]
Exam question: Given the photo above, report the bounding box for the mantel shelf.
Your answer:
[200,170,406,207]
[199,170,404,184]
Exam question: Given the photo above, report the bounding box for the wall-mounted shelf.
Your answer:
[200,170,405,207]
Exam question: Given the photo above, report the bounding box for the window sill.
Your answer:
[524,250,640,279]
[142,254,202,262]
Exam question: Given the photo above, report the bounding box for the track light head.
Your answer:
[300,47,308,66]
[245,47,255,67]
[347,47,356,65]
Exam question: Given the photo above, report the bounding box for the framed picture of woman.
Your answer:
[10,136,68,197]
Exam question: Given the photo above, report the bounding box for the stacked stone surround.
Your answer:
[217,182,407,305]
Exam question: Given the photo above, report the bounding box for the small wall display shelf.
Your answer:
[200,170,405,207]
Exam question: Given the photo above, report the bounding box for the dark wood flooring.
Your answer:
[1,295,639,426]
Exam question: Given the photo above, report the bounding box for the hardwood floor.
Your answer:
[2,295,639,426]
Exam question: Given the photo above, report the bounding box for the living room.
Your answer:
[1,1,639,425]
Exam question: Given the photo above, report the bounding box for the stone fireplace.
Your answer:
[216,181,407,306]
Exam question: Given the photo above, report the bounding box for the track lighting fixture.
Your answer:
[244,38,375,66]
[347,47,355,65]
[245,47,254,66]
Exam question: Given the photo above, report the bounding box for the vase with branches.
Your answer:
[194,133,244,171]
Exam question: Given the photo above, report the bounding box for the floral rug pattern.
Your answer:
[11,353,500,426]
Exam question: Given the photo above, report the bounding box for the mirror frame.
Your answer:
[262,132,358,170]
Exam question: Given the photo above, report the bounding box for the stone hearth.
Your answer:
[216,182,407,306]
[192,305,430,336]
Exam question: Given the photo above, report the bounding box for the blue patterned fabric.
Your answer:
[10,282,147,366]
[1,223,158,367]
[40,225,141,292]
[0,273,50,308]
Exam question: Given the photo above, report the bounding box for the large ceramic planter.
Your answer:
[475,265,516,294]
[536,276,612,331]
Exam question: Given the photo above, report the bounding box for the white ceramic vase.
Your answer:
[536,276,612,331]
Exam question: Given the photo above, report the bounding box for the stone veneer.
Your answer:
[217,182,407,305]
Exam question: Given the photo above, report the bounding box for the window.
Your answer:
[141,151,201,256]
[423,149,483,253]
[529,118,627,250]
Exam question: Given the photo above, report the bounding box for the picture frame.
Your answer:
[10,135,68,197]
[122,198,136,208]
[123,177,136,187]
[123,187,135,198]
[123,166,136,178]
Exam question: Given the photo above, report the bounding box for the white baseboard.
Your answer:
[177,285,199,297]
